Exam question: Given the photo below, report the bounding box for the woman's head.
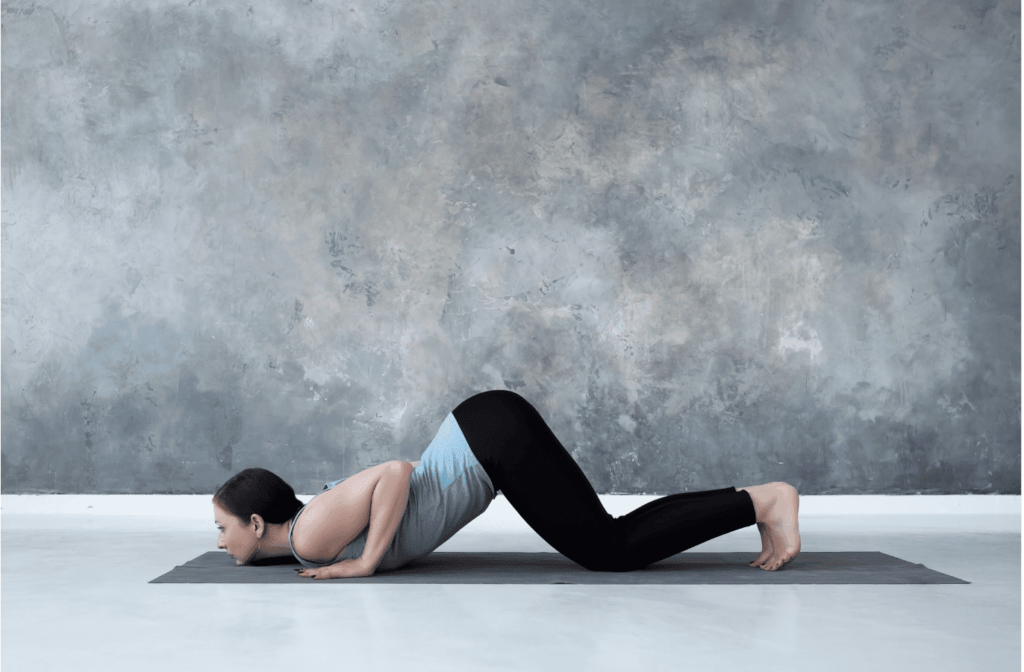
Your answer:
[212,468,303,564]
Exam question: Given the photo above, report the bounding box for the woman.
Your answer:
[213,390,801,578]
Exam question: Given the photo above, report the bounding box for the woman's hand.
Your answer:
[294,558,374,580]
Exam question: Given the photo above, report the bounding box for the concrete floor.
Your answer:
[2,512,1019,672]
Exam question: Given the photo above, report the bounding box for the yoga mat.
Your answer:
[150,551,969,584]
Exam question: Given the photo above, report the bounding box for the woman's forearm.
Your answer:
[358,461,414,573]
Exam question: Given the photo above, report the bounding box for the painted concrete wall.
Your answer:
[2,0,1019,495]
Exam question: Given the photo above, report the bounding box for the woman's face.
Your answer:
[213,500,259,565]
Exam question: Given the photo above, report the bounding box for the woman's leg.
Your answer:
[452,390,757,572]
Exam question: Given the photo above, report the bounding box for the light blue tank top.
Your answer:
[288,412,496,572]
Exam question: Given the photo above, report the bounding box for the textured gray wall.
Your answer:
[2,0,1019,495]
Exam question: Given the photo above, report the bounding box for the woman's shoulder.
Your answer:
[322,477,347,491]
[291,462,410,561]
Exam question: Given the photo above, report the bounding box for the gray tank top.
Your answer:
[288,412,496,572]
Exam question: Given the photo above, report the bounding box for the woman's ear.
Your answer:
[250,513,266,537]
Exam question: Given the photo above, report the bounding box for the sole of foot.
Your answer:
[743,482,800,571]
[762,482,800,571]
[749,521,774,568]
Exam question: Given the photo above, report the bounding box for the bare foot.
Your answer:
[739,482,801,571]
[762,482,800,570]
[749,522,774,567]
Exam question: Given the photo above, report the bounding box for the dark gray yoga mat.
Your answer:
[150,551,969,584]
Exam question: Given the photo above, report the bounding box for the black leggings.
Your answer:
[453,390,757,572]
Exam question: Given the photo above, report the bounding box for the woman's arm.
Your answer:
[291,460,414,576]
[356,460,414,573]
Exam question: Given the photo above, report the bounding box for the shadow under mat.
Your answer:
[151,551,968,584]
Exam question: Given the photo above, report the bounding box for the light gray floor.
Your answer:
[2,513,1019,672]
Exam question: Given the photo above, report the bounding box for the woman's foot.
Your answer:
[749,522,774,567]
[738,482,801,571]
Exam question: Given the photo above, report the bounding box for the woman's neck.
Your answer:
[250,520,296,562]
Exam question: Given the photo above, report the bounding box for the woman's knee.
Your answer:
[572,548,643,573]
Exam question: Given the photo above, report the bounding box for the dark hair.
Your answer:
[213,468,304,525]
